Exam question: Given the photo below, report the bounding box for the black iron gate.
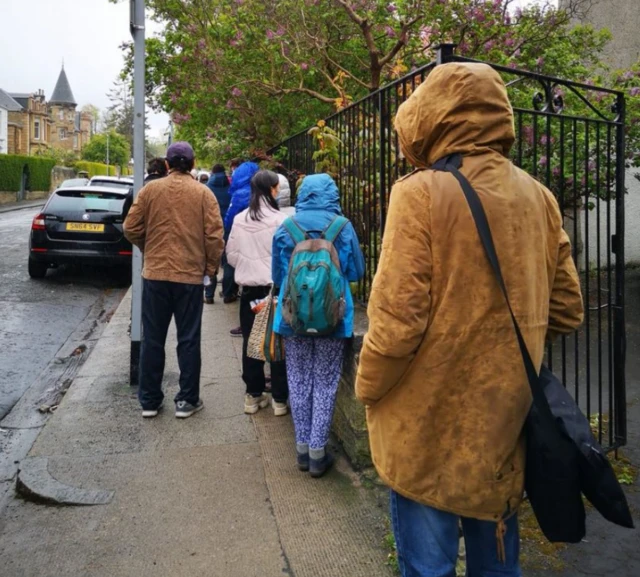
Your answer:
[268,45,627,451]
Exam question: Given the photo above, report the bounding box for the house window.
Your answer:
[74,134,78,148]
[59,128,66,140]
[34,119,41,140]
[59,109,64,121]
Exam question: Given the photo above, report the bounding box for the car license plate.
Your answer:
[66,222,105,232]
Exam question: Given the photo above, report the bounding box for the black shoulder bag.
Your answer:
[431,154,633,543]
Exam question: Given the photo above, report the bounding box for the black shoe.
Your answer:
[297,452,310,472]
[223,295,238,304]
[309,453,334,478]
[229,326,242,337]
[204,297,214,304]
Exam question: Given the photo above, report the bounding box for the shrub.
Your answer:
[73,161,120,177]
[0,155,56,191]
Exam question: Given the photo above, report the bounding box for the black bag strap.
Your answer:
[431,154,549,412]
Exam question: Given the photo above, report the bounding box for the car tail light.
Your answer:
[31,248,47,252]
[118,250,133,256]
[32,213,46,230]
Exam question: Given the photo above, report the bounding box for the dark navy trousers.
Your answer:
[139,279,203,410]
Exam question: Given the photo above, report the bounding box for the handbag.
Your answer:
[431,153,633,542]
[247,288,285,363]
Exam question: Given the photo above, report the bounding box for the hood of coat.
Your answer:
[229,162,259,196]
[395,63,515,169]
[295,174,342,215]
[277,174,291,207]
[208,172,229,188]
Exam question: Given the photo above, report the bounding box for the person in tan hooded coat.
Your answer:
[355,63,584,576]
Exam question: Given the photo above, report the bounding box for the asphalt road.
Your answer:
[0,207,130,420]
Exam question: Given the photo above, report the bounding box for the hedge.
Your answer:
[74,161,131,178]
[0,155,56,192]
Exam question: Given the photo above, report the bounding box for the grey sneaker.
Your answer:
[244,393,270,415]
[175,399,204,418]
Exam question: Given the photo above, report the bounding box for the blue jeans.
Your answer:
[221,252,238,298]
[390,491,521,577]
[204,272,218,300]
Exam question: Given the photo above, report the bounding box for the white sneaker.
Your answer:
[244,393,270,415]
[272,399,289,417]
[142,403,163,418]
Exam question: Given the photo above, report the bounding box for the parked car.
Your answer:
[88,176,134,192]
[28,185,133,279]
[57,177,89,189]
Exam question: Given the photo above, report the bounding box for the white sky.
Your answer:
[0,0,552,143]
[0,0,168,140]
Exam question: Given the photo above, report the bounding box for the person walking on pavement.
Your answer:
[144,157,168,184]
[272,174,365,477]
[226,170,289,416]
[204,164,231,304]
[124,141,225,419]
[224,161,260,337]
[355,63,584,576]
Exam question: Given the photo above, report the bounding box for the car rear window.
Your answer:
[47,190,127,213]
[61,179,89,187]
[89,180,132,191]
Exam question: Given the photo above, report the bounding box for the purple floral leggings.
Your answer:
[285,337,345,451]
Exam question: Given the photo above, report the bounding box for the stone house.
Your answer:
[48,66,92,152]
[0,89,22,154]
[7,89,51,156]
[4,66,92,156]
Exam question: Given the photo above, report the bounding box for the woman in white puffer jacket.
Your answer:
[226,170,289,416]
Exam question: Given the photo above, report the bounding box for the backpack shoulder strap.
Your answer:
[321,216,349,243]
[283,217,308,244]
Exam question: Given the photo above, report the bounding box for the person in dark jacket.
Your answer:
[144,157,168,184]
[204,165,232,304]
[207,164,231,220]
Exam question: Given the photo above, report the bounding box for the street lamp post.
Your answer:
[106,131,110,175]
[130,0,145,387]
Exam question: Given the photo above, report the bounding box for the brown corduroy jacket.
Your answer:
[355,63,584,522]
[124,171,225,285]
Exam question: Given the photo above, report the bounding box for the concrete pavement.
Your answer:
[0,200,46,214]
[0,289,393,577]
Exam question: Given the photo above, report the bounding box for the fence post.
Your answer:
[436,43,457,65]
[378,90,387,234]
[613,92,627,447]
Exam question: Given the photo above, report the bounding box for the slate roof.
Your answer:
[0,89,24,111]
[50,67,77,106]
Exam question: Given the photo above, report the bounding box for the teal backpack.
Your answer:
[282,216,349,336]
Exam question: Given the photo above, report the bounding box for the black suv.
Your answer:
[28,186,133,278]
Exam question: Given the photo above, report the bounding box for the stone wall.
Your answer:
[332,307,372,469]
[51,166,76,190]
[560,0,640,70]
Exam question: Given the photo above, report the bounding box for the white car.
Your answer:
[88,176,134,192]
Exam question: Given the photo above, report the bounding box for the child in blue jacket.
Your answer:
[272,174,365,477]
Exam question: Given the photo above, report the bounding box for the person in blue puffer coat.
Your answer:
[272,174,365,478]
[221,162,260,310]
